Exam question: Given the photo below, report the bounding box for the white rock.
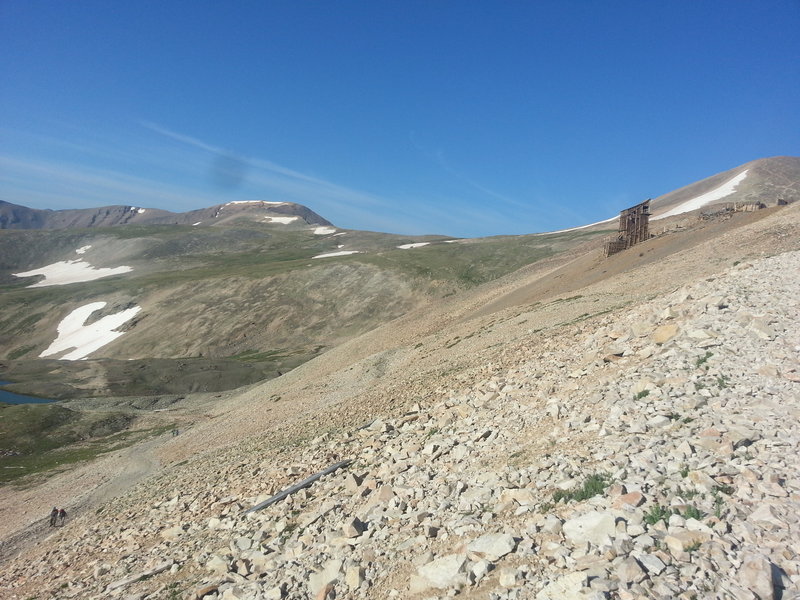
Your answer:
[467,532,517,561]
[414,554,468,590]
[536,571,587,599]
[563,511,616,547]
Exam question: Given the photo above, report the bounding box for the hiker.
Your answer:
[49,507,58,527]
[58,508,67,525]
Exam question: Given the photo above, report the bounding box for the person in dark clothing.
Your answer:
[49,507,58,527]
[58,508,67,525]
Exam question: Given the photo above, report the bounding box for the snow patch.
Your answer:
[137,208,146,214]
[39,302,141,360]
[265,216,300,224]
[75,245,92,255]
[226,200,287,206]
[14,260,133,287]
[333,232,347,237]
[192,222,202,226]
[653,170,749,220]
[314,226,337,235]
[397,242,430,249]
[543,215,618,235]
[312,250,362,259]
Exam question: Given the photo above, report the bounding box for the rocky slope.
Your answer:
[1,212,798,599]
[650,156,800,217]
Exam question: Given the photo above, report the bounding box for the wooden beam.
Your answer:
[242,459,353,515]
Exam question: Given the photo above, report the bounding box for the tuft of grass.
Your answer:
[695,351,713,367]
[553,473,611,504]
[681,505,704,520]
[644,504,673,525]
[713,484,734,496]
[634,389,650,400]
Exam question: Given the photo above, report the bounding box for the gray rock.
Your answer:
[563,511,616,547]
[738,553,775,600]
[413,554,468,590]
[535,572,587,599]
[467,532,517,561]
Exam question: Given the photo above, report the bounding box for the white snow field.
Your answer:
[397,242,431,249]
[14,259,133,288]
[543,169,750,235]
[264,216,299,224]
[313,226,337,235]
[39,301,142,360]
[543,215,618,235]
[653,170,749,220]
[75,245,92,254]
[312,250,362,259]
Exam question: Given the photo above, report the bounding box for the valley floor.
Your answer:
[1,206,799,600]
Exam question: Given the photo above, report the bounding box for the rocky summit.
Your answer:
[2,232,799,598]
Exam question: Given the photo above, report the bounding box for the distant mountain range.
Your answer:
[3,156,798,233]
[0,155,797,401]
[0,199,333,230]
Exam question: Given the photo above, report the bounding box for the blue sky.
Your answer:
[1,1,798,237]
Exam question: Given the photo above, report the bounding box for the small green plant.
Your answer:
[680,465,690,478]
[714,495,724,519]
[165,582,182,600]
[539,501,554,513]
[682,505,704,520]
[733,260,741,266]
[553,473,611,504]
[711,485,733,519]
[644,504,673,525]
[695,351,713,367]
[667,412,681,421]
[694,381,706,391]
[682,416,694,424]
[677,486,698,499]
[634,389,650,400]
[716,375,730,389]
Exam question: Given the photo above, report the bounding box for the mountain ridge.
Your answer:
[0,199,333,230]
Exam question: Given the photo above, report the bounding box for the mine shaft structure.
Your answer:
[604,199,651,257]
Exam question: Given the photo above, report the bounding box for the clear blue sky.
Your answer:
[1,1,798,237]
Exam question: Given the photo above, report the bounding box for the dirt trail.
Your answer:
[0,432,164,564]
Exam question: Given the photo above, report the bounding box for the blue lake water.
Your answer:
[0,381,56,404]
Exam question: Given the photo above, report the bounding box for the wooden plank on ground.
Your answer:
[242,459,353,515]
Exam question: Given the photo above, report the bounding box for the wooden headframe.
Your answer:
[604,199,651,257]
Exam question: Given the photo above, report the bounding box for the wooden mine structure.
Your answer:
[604,199,651,257]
